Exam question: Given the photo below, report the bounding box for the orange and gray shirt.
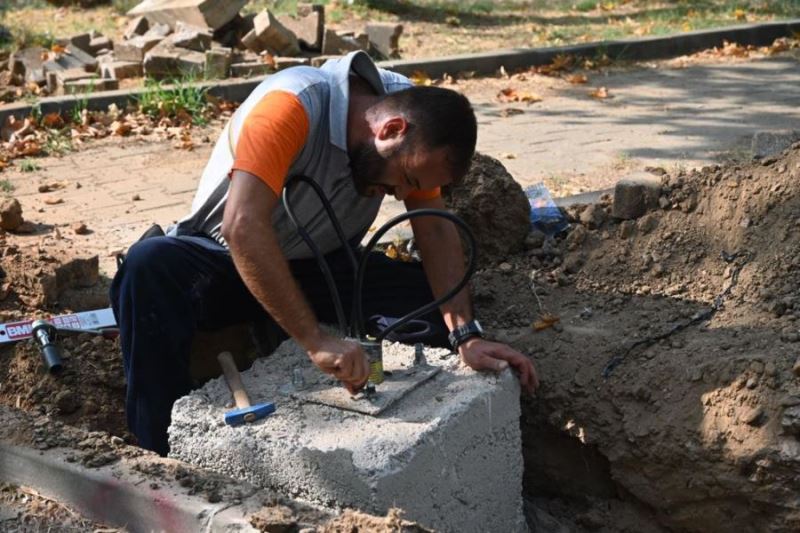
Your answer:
[170,51,438,260]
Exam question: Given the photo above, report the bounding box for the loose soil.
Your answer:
[1,139,800,531]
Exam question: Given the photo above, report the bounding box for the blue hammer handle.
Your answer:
[218,351,275,426]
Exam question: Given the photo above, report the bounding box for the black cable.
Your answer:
[282,176,358,336]
[282,177,477,343]
[353,209,477,341]
[602,249,751,378]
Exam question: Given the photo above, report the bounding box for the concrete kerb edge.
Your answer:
[0,442,266,532]
[0,19,798,124]
[381,18,800,78]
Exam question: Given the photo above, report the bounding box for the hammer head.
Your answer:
[224,402,276,426]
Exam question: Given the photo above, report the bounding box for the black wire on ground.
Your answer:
[282,176,477,342]
[602,249,751,378]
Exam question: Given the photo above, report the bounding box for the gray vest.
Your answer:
[169,52,412,260]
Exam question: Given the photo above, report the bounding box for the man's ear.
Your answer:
[376,116,408,141]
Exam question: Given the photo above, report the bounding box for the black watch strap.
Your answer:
[448,320,484,350]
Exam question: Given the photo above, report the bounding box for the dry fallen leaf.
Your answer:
[110,120,132,136]
[384,243,399,260]
[410,70,432,86]
[734,8,747,21]
[566,73,588,84]
[41,113,65,129]
[51,44,67,54]
[497,88,542,104]
[532,313,560,332]
[589,86,610,99]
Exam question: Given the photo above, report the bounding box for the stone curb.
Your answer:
[381,18,800,78]
[0,442,266,532]
[0,19,798,124]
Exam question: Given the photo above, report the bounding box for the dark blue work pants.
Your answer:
[109,235,448,456]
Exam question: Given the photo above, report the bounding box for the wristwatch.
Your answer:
[448,320,484,350]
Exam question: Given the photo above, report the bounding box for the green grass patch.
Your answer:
[576,0,597,13]
[44,130,74,156]
[137,78,210,126]
[18,159,40,172]
[0,180,14,193]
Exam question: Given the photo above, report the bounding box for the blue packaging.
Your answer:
[525,183,568,236]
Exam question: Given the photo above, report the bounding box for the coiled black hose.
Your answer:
[282,176,476,342]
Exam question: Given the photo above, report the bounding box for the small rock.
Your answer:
[742,406,765,426]
[525,229,546,249]
[132,194,141,201]
[792,357,800,377]
[54,390,81,415]
[0,198,24,231]
[579,203,606,229]
[746,376,758,389]
[565,224,588,250]
[499,262,512,272]
[72,222,89,235]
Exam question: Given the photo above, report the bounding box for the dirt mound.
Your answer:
[444,153,530,265]
[475,143,800,532]
[0,334,128,441]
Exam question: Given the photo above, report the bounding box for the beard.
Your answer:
[349,140,390,197]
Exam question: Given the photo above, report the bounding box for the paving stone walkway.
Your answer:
[2,55,798,276]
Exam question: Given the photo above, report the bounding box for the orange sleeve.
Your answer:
[406,187,441,201]
[231,91,309,196]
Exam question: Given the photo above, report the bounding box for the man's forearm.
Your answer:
[227,218,322,350]
[410,214,473,331]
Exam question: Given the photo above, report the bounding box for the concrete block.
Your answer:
[64,78,119,94]
[9,47,48,86]
[751,130,800,159]
[124,15,150,40]
[49,68,97,93]
[145,22,173,39]
[242,10,301,57]
[322,29,368,55]
[278,3,324,51]
[169,340,526,533]
[57,47,99,72]
[612,172,662,220]
[100,61,144,80]
[204,48,232,79]
[88,36,114,56]
[229,61,274,78]
[114,35,163,62]
[143,41,205,80]
[170,21,213,51]
[64,32,92,53]
[274,57,309,70]
[366,22,403,59]
[127,0,249,31]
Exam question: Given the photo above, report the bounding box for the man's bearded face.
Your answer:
[349,139,396,197]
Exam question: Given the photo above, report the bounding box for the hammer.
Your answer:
[217,351,275,426]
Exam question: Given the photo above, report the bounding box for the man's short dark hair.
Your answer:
[379,86,477,181]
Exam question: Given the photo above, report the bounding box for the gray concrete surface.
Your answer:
[169,340,525,533]
[472,55,800,193]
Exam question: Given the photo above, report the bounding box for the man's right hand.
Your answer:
[305,334,370,394]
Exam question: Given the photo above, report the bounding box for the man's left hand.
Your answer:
[458,338,539,394]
